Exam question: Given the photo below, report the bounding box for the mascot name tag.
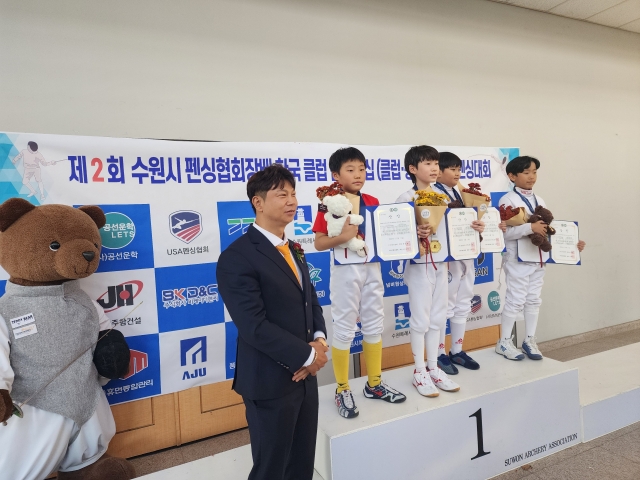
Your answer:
[10,313,38,339]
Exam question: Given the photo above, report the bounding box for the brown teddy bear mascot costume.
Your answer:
[0,198,136,480]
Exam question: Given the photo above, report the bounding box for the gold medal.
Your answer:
[430,240,441,253]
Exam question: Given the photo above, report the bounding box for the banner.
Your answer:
[0,132,518,405]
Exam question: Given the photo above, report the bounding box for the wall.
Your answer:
[1,0,639,342]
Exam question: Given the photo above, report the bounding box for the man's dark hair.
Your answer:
[329,147,366,174]
[28,141,38,152]
[246,165,296,213]
[404,145,439,183]
[506,156,540,176]
[438,152,462,171]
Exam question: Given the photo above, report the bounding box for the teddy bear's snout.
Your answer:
[82,251,95,262]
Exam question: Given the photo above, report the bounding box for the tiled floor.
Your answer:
[125,325,640,479]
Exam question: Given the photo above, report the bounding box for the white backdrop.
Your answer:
[0,131,515,404]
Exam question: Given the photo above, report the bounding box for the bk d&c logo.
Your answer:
[169,210,202,244]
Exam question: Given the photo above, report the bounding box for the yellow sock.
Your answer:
[332,346,351,393]
[363,340,382,387]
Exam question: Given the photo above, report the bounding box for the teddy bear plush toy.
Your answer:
[316,182,367,257]
[527,205,556,252]
[0,198,136,480]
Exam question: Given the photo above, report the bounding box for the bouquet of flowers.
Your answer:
[499,205,528,226]
[460,183,491,219]
[414,190,448,257]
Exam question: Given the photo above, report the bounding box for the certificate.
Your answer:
[517,237,550,264]
[333,203,419,265]
[480,207,505,253]
[446,208,481,261]
[549,220,581,265]
[373,203,420,261]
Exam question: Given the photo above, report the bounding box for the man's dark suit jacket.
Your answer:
[216,225,327,400]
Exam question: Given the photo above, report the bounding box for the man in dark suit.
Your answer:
[217,165,329,480]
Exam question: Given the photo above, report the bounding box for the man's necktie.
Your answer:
[276,244,301,284]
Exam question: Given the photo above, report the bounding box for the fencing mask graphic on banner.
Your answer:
[0,132,516,404]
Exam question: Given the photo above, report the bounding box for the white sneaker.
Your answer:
[428,367,460,392]
[496,336,525,361]
[522,336,543,360]
[412,369,439,397]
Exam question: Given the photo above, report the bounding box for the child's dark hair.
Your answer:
[404,145,439,183]
[28,141,38,151]
[329,147,366,173]
[438,152,462,171]
[506,156,540,176]
[246,164,295,213]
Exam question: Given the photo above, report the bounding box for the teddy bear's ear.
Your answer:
[0,198,37,232]
[78,206,106,229]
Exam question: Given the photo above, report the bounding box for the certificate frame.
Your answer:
[517,220,580,266]
[480,206,506,254]
[444,207,481,261]
[333,202,420,265]
[548,220,581,266]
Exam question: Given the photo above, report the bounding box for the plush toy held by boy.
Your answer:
[314,147,406,419]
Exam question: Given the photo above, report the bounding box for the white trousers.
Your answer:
[503,260,545,316]
[0,392,116,480]
[447,259,476,321]
[330,263,384,349]
[404,262,447,334]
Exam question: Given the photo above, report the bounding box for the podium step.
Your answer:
[316,347,581,480]
[567,342,640,442]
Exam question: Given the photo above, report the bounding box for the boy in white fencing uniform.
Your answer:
[314,147,406,419]
[431,152,492,375]
[397,146,470,397]
[497,156,585,360]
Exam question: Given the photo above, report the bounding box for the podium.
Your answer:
[315,348,581,480]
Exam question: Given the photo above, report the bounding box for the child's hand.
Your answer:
[577,240,586,252]
[471,220,484,234]
[417,225,432,239]
[338,219,359,242]
[531,221,547,236]
[498,221,507,232]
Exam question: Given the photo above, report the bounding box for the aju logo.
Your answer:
[101,212,135,249]
[180,336,207,380]
[394,302,411,330]
[294,206,313,235]
[488,291,501,311]
[307,262,322,287]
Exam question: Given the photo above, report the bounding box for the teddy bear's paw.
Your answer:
[0,389,12,423]
[540,243,552,253]
[356,248,367,257]
[58,454,136,480]
[349,215,364,226]
[530,234,545,247]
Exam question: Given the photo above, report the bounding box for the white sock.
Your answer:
[450,317,467,354]
[438,325,447,357]
[524,309,539,339]
[500,311,517,341]
[410,329,426,372]
[426,329,440,370]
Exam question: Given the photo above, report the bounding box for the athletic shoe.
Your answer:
[495,336,525,361]
[335,389,359,419]
[449,350,480,370]
[437,353,459,375]
[522,336,543,360]
[412,369,439,398]
[428,367,460,392]
[363,381,406,403]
